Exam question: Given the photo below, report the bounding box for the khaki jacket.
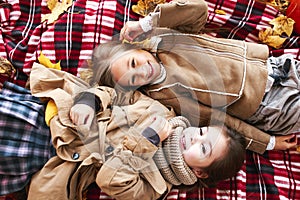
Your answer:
[27,63,175,200]
[142,0,270,154]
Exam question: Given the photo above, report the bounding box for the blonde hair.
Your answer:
[91,40,141,88]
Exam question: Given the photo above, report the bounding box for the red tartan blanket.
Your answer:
[0,0,299,199]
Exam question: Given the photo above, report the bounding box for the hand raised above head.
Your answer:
[120,21,144,42]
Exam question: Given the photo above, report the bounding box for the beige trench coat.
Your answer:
[27,63,175,200]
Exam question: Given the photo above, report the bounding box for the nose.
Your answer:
[134,64,147,77]
[191,133,204,144]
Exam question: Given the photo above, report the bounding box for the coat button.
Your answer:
[72,152,80,160]
[105,145,114,153]
[176,0,187,6]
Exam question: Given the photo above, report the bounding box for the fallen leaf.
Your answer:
[215,9,226,15]
[269,15,295,36]
[258,14,295,49]
[47,0,57,11]
[259,27,287,49]
[42,0,73,24]
[132,1,148,17]
[0,57,15,77]
[38,51,61,70]
[256,0,290,13]
[132,0,165,16]
[259,27,274,41]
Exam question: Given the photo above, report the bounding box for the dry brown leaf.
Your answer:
[297,146,300,152]
[47,0,57,11]
[269,15,295,36]
[215,9,226,15]
[264,35,286,49]
[259,27,287,49]
[132,1,148,17]
[132,0,165,16]
[0,57,15,77]
[256,0,290,13]
[259,27,274,41]
[258,14,295,49]
[42,0,73,24]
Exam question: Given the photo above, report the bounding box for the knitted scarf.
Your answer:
[153,116,198,185]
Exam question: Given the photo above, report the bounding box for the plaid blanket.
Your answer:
[204,0,300,60]
[84,146,300,200]
[0,0,300,199]
[0,0,299,87]
[0,82,54,196]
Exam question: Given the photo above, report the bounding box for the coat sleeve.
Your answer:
[79,86,116,113]
[155,0,208,33]
[199,104,270,154]
[96,132,169,200]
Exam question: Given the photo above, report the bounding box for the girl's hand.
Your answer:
[70,104,95,128]
[120,21,144,42]
[149,116,173,142]
[274,134,298,151]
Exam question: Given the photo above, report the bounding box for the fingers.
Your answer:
[119,27,126,41]
[283,134,296,140]
[69,104,95,128]
[120,22,131,41]
[286,134,298,147]
[85,113,94,128]
[148,115,173,142]
[275,134,298,150]
[149,116,166,131]
[281,134,298,145]
[119,21,143,41]
[69,107,77,124]
[121,28,134,41]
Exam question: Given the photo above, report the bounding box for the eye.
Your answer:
[131,75,136,85]
[201,143,206,154]
[131,59,136,68]
[199,128,203,136]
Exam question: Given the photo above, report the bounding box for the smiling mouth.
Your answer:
[181,135,186,150]
[147,61,154,78]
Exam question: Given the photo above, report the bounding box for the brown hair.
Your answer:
[173,125,246,191]
[199,125,246,187]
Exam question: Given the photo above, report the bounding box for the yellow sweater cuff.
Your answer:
[45,99,58,126]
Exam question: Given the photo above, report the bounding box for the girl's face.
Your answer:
[180,126,228,169]
[110,49,161,87]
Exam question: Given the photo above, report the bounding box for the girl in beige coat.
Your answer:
[26,63,245,200]
[92,0,299,154]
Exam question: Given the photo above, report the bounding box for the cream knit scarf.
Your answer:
[153,116,198,185]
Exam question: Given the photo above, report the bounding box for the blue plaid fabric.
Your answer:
[0,81,54,195]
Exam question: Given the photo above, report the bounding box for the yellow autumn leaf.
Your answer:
[258,14,294,49]
[215,9,226,15]
[47,0,57,11]
[42,0,73,24]
[132,2,148,17]
[38,51,61,70]
[256,0,290,13]
[132,0,165,16]
[259,27,287,49]
[269,15,295,37]
[0,57,15,77]
[264,35,286,49]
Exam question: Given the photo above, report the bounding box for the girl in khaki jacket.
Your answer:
[26,63,246,200]
[92,0,299,154]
